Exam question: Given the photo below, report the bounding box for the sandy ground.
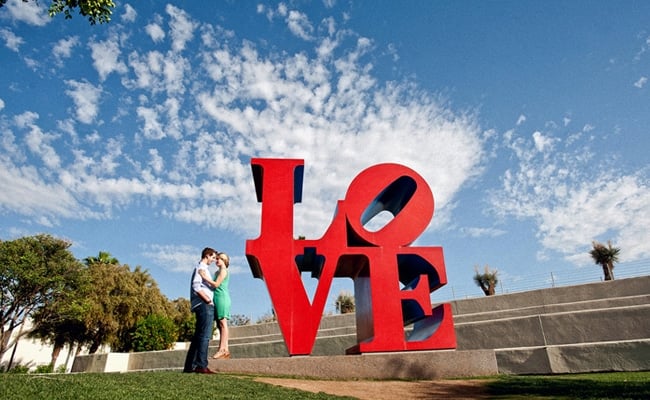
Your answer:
[255,377,489,400]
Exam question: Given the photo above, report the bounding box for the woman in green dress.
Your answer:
[212,252,231,359]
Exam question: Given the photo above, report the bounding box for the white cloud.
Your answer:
[141,243,197,273]
[136,106,165,139]
[125,49,188,95]
[0,160,81,220]
[0,121,93,221]
[539,174,650,263]
[490,129,650,264]
[125,51,160,90]
[532,131,555,152]
[0,4,485,246]
[122,4,137,23]
[13,110,39,128]
[161,53,188,94]
[165,4,196,52]
[194,32,484,236]
[140,244,249,276]
[90,38,128,81]
[633,76,647,88]
[64,80,102,124]
[516,114,526,126]
[53,36,79,64]
[0,98,4,111]
[278,3,288,17]
[3,0,50,26]
[462,227,507,238]
[0,28,24,52]
[148,148,164,174]
[286,10,314,40]
[145,22,166,43]
[23,122,61,169]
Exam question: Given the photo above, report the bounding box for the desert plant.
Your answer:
[256,309,277,324]
[589,240,620,281]
[335,290,355,314]
[473,265,499,296]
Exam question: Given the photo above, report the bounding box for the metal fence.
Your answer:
[433,257,650,302]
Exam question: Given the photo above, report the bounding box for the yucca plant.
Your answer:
[589,240,620,281]
[473,265,499,296]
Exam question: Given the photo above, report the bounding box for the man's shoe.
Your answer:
[193,367,215,374]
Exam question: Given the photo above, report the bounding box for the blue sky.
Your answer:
[1,1,648,321]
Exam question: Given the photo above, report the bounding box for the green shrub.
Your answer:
[131,314,177,352]
[7,364,29,374]
[34,364,54,374]
[175,313,195,342]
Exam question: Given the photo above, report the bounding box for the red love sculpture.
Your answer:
[246,158,456,355]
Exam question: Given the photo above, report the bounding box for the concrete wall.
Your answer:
[0,319,88,372]
[69,275,650,377]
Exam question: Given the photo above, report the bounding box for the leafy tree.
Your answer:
[81,253,172,353]
[230,314,251,327]
[131,314,177,352]
[256,309,277,324]
[589,240,620,281]
[28,267,90,368]
[0,235,84,363]
[49,0,115,24]
[335,290,355,314]
[473,264,499,296]
[0,0,115,25]
[169,297,195,342]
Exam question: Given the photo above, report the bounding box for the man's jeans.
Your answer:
[183,302,214,372]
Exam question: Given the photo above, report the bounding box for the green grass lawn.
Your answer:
[1,370,648,399]
[487,371,650,399]
[0,371,354,400]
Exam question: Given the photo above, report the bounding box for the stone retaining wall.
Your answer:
[71,275,650,377]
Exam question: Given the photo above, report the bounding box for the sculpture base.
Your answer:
[209,349,497,380]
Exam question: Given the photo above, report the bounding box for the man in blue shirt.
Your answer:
[183,247,219,373]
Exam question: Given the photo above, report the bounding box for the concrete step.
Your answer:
[208,350,498,380]
[456,303,650,350]
[226,296,649,351]
[450,275,650,316]
[212,339,650,378]
[229,325,358,345]
[452,293,650,323]
[71,275,650,377]
[495,339,650,374]
[225,303,650,357]
[228,276,650,346]
[230,313,356,339]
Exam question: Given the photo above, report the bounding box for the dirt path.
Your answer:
[255,377,489,400]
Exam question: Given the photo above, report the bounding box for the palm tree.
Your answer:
[473,265,498,296]
[589,240,620,281]
[84,251,119,266]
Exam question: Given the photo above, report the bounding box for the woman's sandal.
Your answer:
[212,349,230,359]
